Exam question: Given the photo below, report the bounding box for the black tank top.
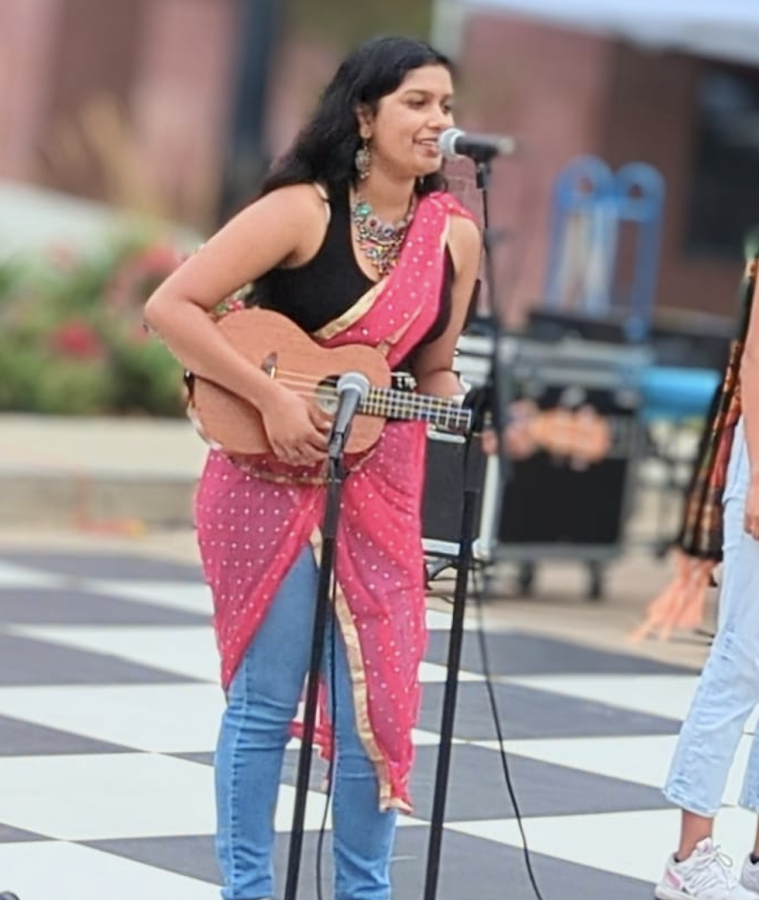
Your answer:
[252,185,454,359]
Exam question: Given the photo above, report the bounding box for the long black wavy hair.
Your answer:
[260,35,452,198]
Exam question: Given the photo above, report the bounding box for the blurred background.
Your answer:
[2,0,759,597]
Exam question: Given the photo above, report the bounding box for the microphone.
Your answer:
[329,371,370,456]
[438,127,518,162]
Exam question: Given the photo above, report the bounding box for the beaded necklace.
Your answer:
[351,193,415,278]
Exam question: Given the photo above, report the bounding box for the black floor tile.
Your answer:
[0,634,199,686]
[0,823,49,843]
[0,714,135,756]
[408,743,670,820]
[426,629,699,676]
[0,552,201,582]
[0,587,208,626]
[417,681,682,740]
[85,826,655,900]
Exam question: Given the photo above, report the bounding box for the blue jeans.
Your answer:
[664,417,759,816]
[215,547,398,900]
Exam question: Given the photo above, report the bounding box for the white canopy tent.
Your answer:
[448,0,759,67]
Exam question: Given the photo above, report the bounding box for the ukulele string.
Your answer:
[263,368,467,418]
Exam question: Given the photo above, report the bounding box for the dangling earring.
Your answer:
[355,138,372,180]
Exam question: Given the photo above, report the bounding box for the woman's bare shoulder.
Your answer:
[248,182,328,222]
[447,209,482,274]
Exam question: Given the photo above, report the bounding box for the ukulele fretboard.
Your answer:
[361,387,471,432]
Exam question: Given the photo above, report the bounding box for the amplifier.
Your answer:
[421,332,649,560]
[421,429,499,560]
[496,379,641,549]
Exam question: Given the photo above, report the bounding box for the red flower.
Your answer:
[49,319,105,360]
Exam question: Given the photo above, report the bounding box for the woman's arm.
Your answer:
[144,183,331,463]
[411,212,482,397]
[145,184,324,408]
[741,276,759,537]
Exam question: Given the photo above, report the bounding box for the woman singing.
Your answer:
[144,34,481,900]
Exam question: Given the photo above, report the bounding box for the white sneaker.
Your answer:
[654,838,759,899]
[741,855,759,893]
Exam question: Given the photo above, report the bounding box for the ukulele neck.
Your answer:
[361,387,471,432]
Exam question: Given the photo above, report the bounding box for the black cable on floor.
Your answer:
[471,564,547,900]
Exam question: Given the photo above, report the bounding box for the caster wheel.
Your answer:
[586,562,604,602]
[517,562,536,596]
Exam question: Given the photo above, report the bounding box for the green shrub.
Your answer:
[0,235,188,416]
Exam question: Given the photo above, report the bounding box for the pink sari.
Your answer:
[195,190,473,812]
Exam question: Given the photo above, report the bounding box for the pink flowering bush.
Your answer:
[0,237,188,415]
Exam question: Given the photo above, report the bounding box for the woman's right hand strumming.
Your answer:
[258,384,331,466]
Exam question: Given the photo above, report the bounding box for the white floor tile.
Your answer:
[474,734,678,788]
[412,728,453,746]
[425,608,453,631]
[424,608,479,632]
[418,661,483,683]
[503,673,698,720]
[0,841,220,900]
[0,561,64,588]
[84,579,213,615]
[472,733,754,807]
[0,753,215,840]
[447,806,758,883]
[0,750,409,844]
[7,624,218,682]
[0,683,224,752]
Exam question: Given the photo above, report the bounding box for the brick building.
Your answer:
[453,1,759,325]
[3,0,759,325]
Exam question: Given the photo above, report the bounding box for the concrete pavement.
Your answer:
[0,413,207,529]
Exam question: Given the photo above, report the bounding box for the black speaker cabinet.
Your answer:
[497,381,640,549]
[421,333,648,563]
[421,431,492,557]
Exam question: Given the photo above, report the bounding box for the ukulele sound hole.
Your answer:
[315,376,340,414]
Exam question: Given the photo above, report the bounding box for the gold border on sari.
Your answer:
[313,195,452,350]
[378,204,452,356]
[313,280,387,342]
[229,445,378,486]
[308,527,412,813]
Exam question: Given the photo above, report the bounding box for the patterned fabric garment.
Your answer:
[195,190,475,812]
[631,255,757,642]
[678,258,756,561]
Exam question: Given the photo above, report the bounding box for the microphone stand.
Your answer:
[476,156,511,448]
[283,430,349,900]
[423,156,511,900]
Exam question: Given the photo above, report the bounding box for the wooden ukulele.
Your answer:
[189,308,472,456]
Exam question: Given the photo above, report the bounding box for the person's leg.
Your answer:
[327,622,398,900]
[735,525,759,823]
[656,424,759,898]
[733,542,759,896]
[215,548,319,900]
[740,817,759,891]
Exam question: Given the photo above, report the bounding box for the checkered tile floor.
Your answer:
[0,547,745,900]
